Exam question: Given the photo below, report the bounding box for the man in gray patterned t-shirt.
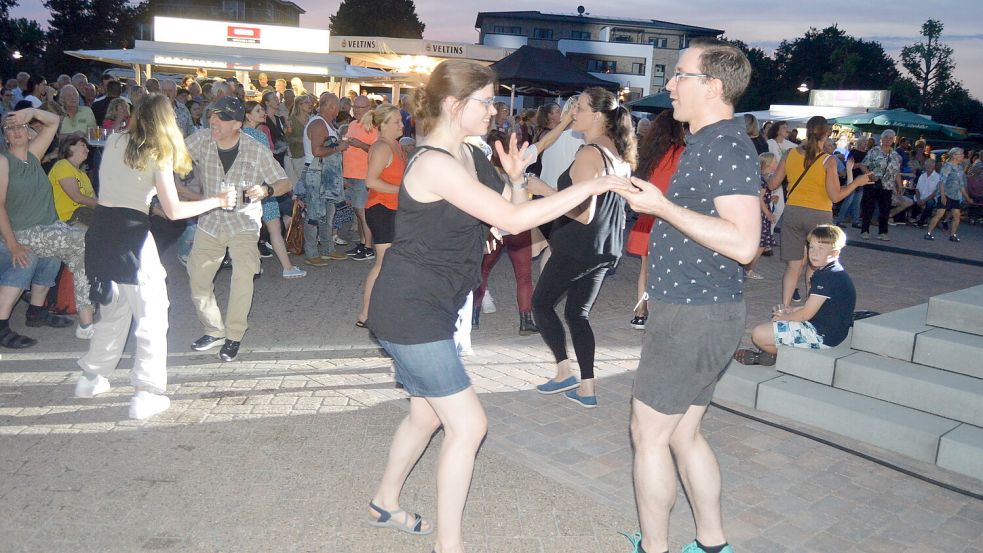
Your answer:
[616,38,760,553]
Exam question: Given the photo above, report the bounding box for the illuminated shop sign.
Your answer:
[153,17,330,54]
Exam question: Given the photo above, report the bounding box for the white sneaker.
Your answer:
[129,391,171,420]
[333,234,348,245]
[481,292,496,314]
[76,323,95,339]
[282,266,307,279]
[75,373,110,398]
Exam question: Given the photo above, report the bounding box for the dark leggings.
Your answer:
[474,230,533,312]
[531,252,611,380]
[860,187,893,235]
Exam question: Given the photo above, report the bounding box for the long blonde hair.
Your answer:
[124,93,192,176]
[361,103,400,131]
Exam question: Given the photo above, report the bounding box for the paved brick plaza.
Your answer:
[2,220,982,553]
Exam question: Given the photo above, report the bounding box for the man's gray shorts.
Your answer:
[633,300,746,415]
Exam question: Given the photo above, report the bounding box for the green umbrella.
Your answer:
[830,108,945,136]
[627,91,672,113]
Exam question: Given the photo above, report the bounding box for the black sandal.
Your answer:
[0,327,38,349]
[733,348,776,366]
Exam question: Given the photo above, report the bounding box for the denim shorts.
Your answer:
[345,178,369,209]
[378,338,471,397]
[0,241,61,290]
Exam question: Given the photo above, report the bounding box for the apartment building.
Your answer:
[476,10,722,99]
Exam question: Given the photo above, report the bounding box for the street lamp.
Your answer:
[797,78,814,94]
[12,51,22,60]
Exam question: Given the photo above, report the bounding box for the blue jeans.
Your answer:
[0,240,60,290]
[836,188,862,224]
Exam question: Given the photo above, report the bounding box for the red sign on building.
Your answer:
[227,26,261,44]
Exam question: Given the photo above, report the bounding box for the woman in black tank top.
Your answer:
[364,61,629,552]
[530,87,637,408]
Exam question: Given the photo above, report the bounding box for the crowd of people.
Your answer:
[2,37,982,553]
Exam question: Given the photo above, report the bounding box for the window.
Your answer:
[571,30,591,40]
[648,36,668,48]
[587,59,617,73]
[533,28,554,39]
[222,0,245,19]
[613,35,632,43]
[493,25,521,35]
[653,64,666,76]
[632,62,645,75]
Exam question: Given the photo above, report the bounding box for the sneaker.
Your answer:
[680,541,733,553]
[792,288,802,302]
[191,335,224,351]
[950,235,960,242]
[352,248,375,261]
[877,234,891,241]
[322,251,349,261]
[346,244,364,257]
[26,309,74,328]
[744,270,764,280]
[333,234,349,246]
[861,232,870,240]
[924,233,935,241]
[258,241,273,258]
[75,323,95,339]
[630,315,647,330]
[129,391,170,420]
[887,220,899,226]
[536,375,579,395]
[458,346,474,357]
[74,373,110,398]
[282,266,307,279]
[304,256,329,267]
[564,389,597,408]
[620,531,644,553]
[219,339,240,362]
[481,292,497,314]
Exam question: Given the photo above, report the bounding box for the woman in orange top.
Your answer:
[358,104,406,326]
[768,116,872,307]
[625,109,685,329]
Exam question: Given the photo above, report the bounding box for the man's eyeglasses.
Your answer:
[671,70,711,81]
[467,97,495,109]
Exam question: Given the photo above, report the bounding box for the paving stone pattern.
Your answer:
[1,221,982,552]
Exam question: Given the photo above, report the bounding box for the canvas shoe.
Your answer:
[282,266,307,279]
[129,391,170,420]
[75,373,110,398]
[536,375,579,394]
[564,389,598,408]
[680,541,733,553]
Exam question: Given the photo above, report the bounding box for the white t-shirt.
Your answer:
[767,137,796,160]
[916,171,941,200]
[539,129,585,190]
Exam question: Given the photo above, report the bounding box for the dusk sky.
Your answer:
[11,0,983,101]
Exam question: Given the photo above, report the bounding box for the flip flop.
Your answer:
[355,320,367,328]
[367,501,433,536]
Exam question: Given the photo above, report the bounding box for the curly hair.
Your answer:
[635,109,685,178]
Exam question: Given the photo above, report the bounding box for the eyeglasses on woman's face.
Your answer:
[466,96,495,109]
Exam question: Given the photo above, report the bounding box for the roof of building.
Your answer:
[475,10,723,35]
[273,0,304,14]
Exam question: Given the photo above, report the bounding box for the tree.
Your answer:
[900,19,956,113]
[0,17,46,78]
[43,0,147,76]
[771,26,899,105]
[329,0,425,39]
[727,38,776,112]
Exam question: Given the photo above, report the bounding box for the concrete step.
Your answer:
[757,375,959,463]
[938,424,983,482]
[834,352,983,427]
[775,328,854,385]
[714,360,781,408]
[851,304,930,361]
[913,328,983,380]
[927,285,983,337]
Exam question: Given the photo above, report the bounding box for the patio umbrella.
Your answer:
[626,91,672,113]
[830,109,955,138]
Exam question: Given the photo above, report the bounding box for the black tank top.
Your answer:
[367,144,505,344]
[549,144,630,265]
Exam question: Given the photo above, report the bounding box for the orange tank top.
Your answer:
[785,148,832,212]
[366,142,405,211]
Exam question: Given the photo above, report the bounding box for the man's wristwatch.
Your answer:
[262,183,275,198]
